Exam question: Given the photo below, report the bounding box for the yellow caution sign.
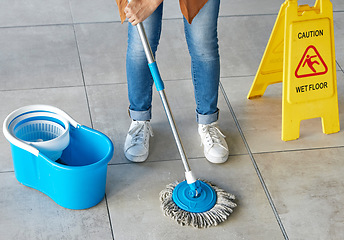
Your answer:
[248,0,340,141]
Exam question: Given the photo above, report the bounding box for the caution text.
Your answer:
[298,30,323,39]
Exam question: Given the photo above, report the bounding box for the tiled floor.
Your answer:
[1,0,343,239]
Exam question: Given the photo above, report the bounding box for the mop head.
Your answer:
[159,179,237,228]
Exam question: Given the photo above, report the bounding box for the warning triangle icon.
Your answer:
[295,45,328,78]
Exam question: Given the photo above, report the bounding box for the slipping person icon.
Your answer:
[302,55,320,73]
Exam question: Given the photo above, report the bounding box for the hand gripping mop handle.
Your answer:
[135,21,200,195]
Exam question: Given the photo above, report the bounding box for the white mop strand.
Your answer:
[159,180,237,228]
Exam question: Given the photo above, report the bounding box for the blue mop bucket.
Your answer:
[3,105,114,210]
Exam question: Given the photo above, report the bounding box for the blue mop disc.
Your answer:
[172,180,217,213]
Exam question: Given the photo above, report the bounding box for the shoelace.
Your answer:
[128,121,154,146]
[201,122,228,150]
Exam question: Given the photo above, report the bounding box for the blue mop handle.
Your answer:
[148,61,164,92]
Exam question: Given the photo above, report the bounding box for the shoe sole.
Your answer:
[124,151,149,163]
[204,151,229,164]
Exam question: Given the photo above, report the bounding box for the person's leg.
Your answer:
[126,3,163,121]
[183,0,220,125]
[124,3,163,162]
[183,0,228,164]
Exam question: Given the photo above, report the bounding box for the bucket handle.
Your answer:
[3,105,80,157]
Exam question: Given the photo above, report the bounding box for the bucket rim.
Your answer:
[9,111,70,145]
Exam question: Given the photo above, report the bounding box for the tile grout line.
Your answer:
[0,14,270,30]
[0,9,342,30]
[104,193,115,240]
[246,145,344,155]
[2,10,335,30]
[69,5,94,129]
[337,60,344,73]
[219,81,289,240]
[68,2,115,239]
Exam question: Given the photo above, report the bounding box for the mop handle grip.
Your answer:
[136,22,165,91]
[148,62,164,91]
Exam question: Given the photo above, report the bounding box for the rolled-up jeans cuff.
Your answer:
[128,108,152,121]
[196,109,219,125]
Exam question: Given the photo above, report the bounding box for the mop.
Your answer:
[133,18,237,228]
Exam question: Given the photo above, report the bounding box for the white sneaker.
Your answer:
[124,120,153,162]
[198,122,229,164]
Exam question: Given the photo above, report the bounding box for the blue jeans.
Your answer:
[126,0,220,124]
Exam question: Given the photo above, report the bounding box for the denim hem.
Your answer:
[196,109,219,124]
[128,108,152,121]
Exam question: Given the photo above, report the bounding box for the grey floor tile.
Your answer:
[0,87,91,172]
[333,0,344,11]
[0,25,83,90]
[85,83,128,164]
[106,156,284,240]
[0,172,112,240]
[221,72,344,153]
[74,22,127,85]
[162,0,183,20]
[86,79,247,165]
[0,0,72,27]
[70,0,119,23]
[334,12,344,69]
[218,15,276,77]
[220,0,283,16]
[254,147,344,239]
